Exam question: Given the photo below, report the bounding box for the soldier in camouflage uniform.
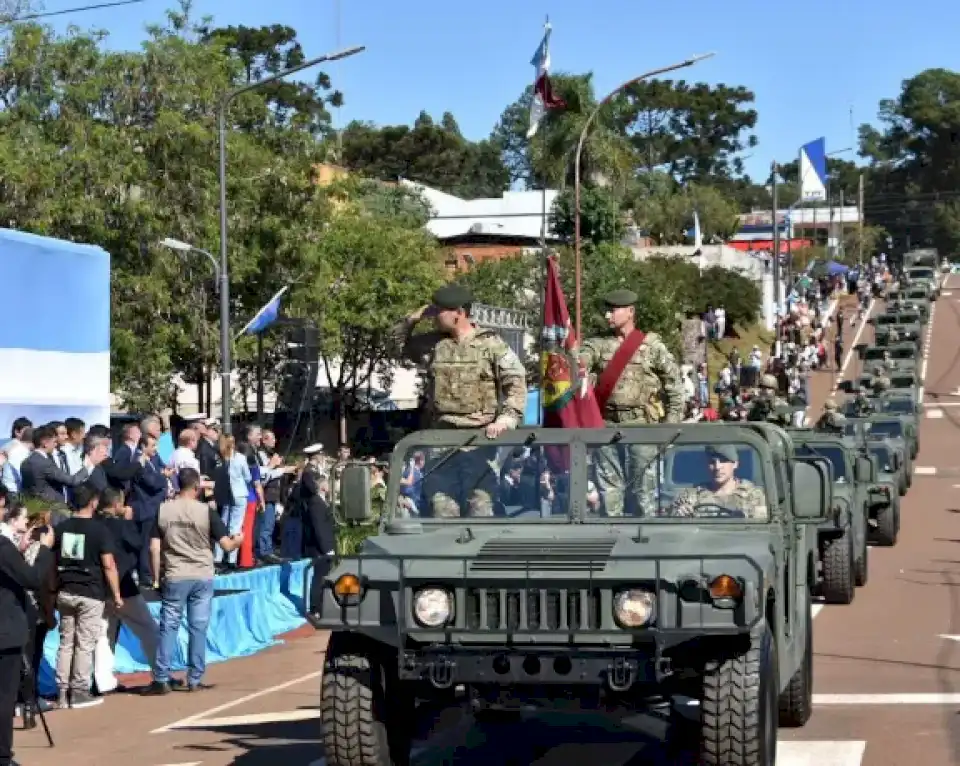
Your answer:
[814,399,842,430]
[747,374,791,425]
[580,289,684,517]
[852,391,874,416]
[888,328,900,344]
[871,364,891,393]
[662,445,768,519]
[392,284,527,518]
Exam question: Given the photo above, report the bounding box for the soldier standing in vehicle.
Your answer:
[747,374,790,424]
[392,284,527,518]
[580,289,684,517]
[814,400,843,431]
[871,364,891,394]
[662,445,768,519]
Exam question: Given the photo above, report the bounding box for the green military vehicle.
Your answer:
[847,371,923,403]
[842,411,918,461]
[855,343,918,372]
[788,431,873,605]
[862,436,903,544]
[904,265,940,299]
[868,312,924,349]
[903,248,938,270]
[839,392,920,445]
[886,287,932,322]
[317,424,831,766]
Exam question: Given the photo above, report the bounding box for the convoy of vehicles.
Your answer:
[314,267,938,766]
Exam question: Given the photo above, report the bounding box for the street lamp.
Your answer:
[217,44,366,434]
[160,238,220,289]
[572,53,716,338]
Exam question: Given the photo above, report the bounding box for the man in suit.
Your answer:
[111,422,142,495]
[21,425,101,506]
[83,428,143,496]
[130,434,173,584]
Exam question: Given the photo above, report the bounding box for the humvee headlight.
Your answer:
[413,588,452,627]
[613,589,656,628]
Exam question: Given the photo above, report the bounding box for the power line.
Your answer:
[1,0,147,24]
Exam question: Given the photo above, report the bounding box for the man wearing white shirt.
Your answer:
[1,418,32,495]
[61,418,86,475]
[170,429,201,473]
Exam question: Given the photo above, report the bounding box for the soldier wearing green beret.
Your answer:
[391,284,527,518]
[661,444,768,519]
[579,289,685,517]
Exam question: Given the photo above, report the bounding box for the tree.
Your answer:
[550,185,624,245]
[491,72,635,190]
[858,68,960,251]
[628,175,740,244]
[338,112,510,199]
[615,79,759,182]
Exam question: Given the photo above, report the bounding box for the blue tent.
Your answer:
[825,260,850,276]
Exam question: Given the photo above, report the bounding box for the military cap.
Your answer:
[824,399,837,411]
[303,443,324,455]
[432,284,473,310]
[760,374,778,389]
[602,289,638,308]
[706,444,739,463]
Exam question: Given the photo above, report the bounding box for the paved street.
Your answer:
[13,280,960,766]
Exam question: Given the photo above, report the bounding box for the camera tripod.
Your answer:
[21,654,54,748]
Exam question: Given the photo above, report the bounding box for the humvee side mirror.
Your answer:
[339,464,374,522]
[838,380,853,394]
[793,460,830,520]
[854,456,875,483]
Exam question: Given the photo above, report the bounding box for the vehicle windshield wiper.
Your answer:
[418,433,480,485]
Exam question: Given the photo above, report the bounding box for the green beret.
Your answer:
[432,284,473,310]
[706,444,739,463]
[603,289,638,308]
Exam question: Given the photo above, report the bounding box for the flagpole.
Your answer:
[533,16,550,427]
[572,53,715,340]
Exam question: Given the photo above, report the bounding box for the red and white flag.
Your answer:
[527,22,566,138]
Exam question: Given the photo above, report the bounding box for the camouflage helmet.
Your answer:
[824,399,838,411]
[760,373,778,390]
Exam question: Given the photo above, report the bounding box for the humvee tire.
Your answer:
[778,592,813,727]
[700,623,778,765]
[855,529,869,587]
[820,529,855,604]
[320,650,413,766]
[873,500,899,546]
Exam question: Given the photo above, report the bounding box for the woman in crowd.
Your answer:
[214,435,251,572]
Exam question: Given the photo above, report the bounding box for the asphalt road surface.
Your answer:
[14,279,960,766]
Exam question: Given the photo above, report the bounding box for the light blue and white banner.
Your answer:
[0,229,110,436]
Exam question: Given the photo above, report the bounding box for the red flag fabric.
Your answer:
[540,255,604,470]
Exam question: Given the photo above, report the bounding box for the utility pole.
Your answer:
[858,173,865,267]
[771,161,781,308]
[838,188,845,262]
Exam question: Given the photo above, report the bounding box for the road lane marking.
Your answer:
[938,634,960,642]
[915,466,937,475]
[151,669,323,734]
[814,693,960,705]
[811,604,823,619]
[831,298,875,395]
[778,740,866,766]
[927,409,944,418]
[165,709,322,728]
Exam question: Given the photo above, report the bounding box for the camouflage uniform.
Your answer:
[888,328,900,344]
[747,374,790,425]
[814,400,846,432]
[663,446,768,519]
[392,284,527,518]
[871,365,891,393]
[580,289,684,518]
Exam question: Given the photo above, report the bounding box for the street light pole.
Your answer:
[572,53,715,339]
[216,45,365,434]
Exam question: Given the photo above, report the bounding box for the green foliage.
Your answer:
[628,175,740,244]
[338,111,509,199]
[550,185,624,245]
[457,251,539,312]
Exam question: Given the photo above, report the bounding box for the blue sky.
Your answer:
[50,0,960,182]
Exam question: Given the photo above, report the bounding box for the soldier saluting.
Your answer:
[392,284,527,517]
[580,289,684,517]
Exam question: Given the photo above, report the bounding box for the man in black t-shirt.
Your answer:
[53,484,123,710]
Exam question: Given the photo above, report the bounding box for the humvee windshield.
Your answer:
[877,398,914,415]
[869,445,894,472]
[907,268,935,280]
[890,375,917,388]
[796,444,847,482]
[874,315,899,326]
[906,289,928,300]
[862,420,904,440]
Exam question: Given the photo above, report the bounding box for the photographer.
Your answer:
[0,505,55,766]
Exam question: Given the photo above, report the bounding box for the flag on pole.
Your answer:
[799,138,828,202]
[540,255,604,454]
[238,285,289,337]
[527,22,566,139]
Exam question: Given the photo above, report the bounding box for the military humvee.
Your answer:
[903,248,938,270]
[845,372,922,404]
[862,436,903,544]
[786,430,873,604]
[839,392,920,432]
[855,343,918,371]
[868,312,923,349]
[316,424,831,766]
[843,412,918,460]
[904,265,940,299]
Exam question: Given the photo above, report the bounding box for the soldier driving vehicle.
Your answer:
[317,424,830,766]
[578,288,685,517]
[391,284,527,517]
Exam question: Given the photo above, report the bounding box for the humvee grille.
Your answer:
[465,588,602,632]
[471,539,615,572]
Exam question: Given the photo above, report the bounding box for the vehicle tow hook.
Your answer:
[429,658,456,689]
[606,658,637,692]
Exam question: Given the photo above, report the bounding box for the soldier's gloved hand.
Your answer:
[485,421,508,439]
